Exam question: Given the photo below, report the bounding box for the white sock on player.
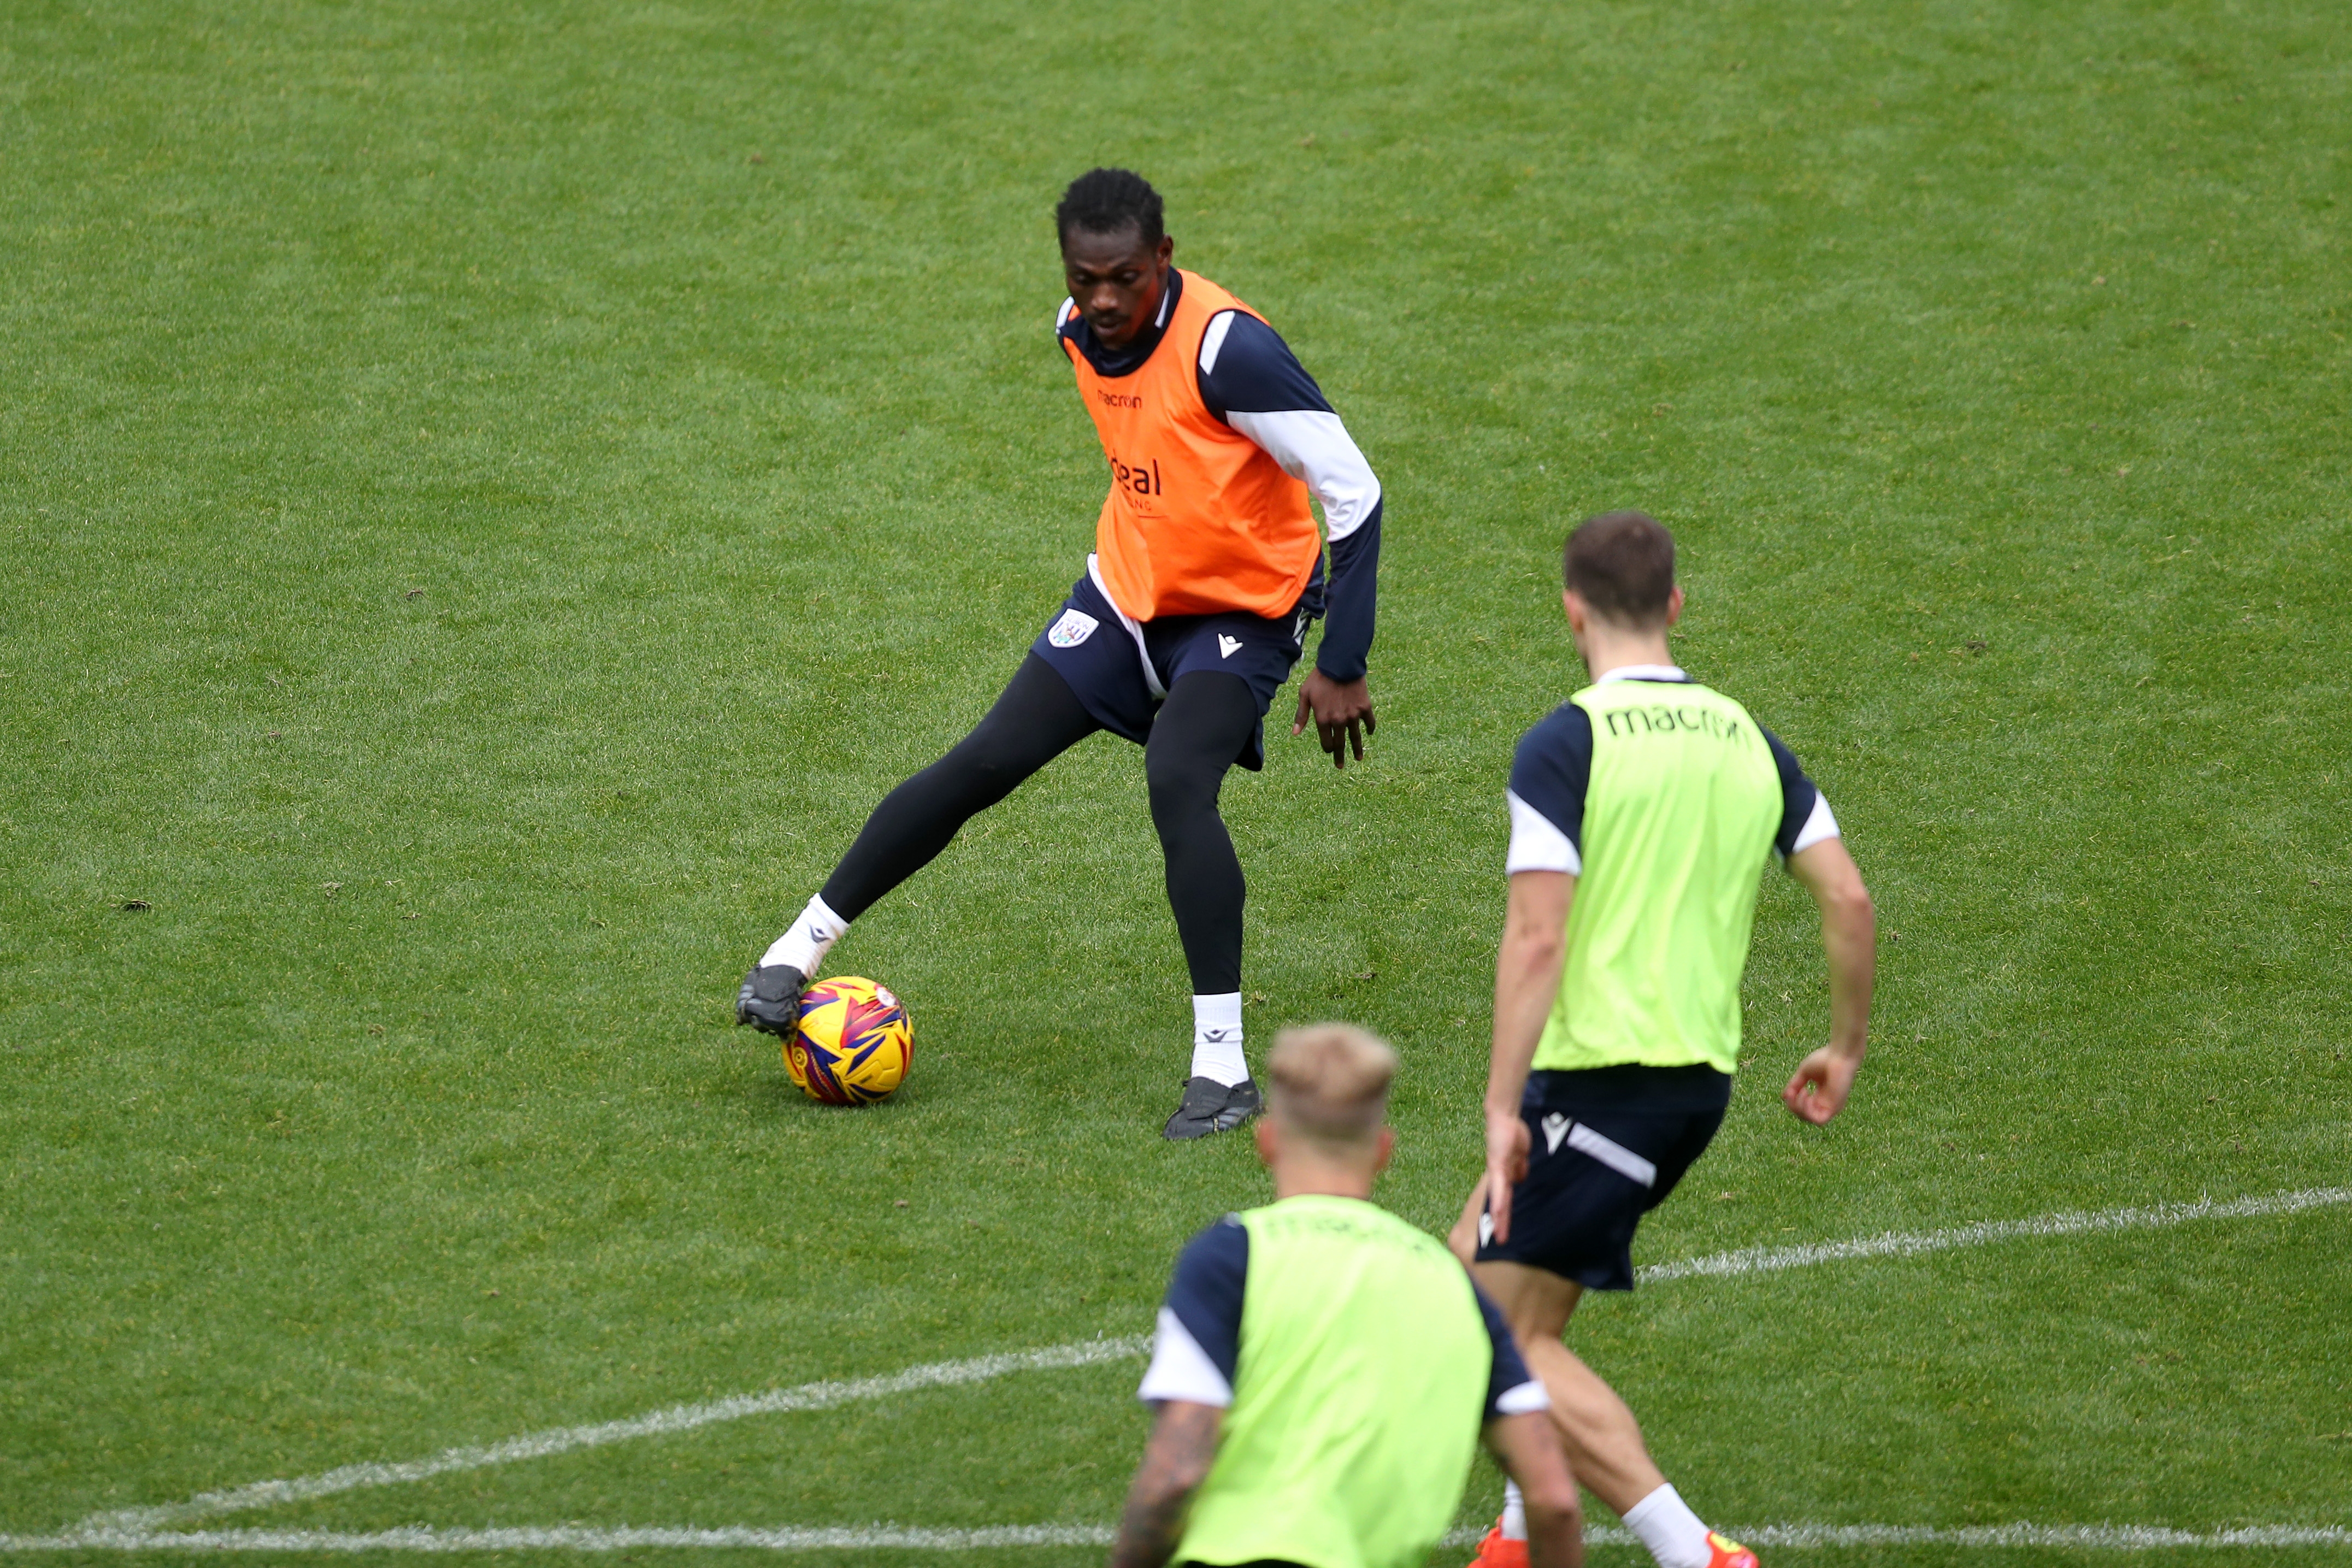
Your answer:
[1622,1483,1714,1568]
[760,894,847,976]
[1500,1479,1528,1541]
[1190,993,1247,1085]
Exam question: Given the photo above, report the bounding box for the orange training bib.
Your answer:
[1062,271,1321,622]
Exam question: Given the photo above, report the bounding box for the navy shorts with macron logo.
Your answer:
[1473,1064,1732,1292]
[1030,554,1313,772]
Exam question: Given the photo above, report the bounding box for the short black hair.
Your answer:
[1564,510,1676,626]
[1056,167,1164,249]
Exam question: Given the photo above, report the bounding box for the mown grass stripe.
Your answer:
[58,1187,2349,1542]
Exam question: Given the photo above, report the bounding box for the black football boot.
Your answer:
[735,963,807,1036]
[1161,1076,1263,1141]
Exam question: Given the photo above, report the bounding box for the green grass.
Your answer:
[3,0,2349,1563]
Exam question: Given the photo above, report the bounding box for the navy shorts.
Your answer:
[1473,1064,1732,1291]
[1029,556,1312,772]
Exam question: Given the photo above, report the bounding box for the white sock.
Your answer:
[1190,993,1247,1086]
[1500,1479,1528,1541]
[1622,1483,1713,1568]
[759,894,847,976]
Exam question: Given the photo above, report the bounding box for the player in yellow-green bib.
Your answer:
[1454,512,1877,1568]
[1111,1024,1583,1568]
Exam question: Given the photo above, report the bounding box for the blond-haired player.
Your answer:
[1112,1025,1582,1568]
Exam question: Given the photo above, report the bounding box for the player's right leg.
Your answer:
[736,654,1099,1031]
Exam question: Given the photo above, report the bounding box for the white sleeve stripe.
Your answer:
[1495,1379,1552,1416]
[1199,310,1237,377]
[1223,408,1382,541]
[1791,791,1840,854]
[1055,297,1075,331]
[1505,789,1581,876]
[1136,1306,1233,1407]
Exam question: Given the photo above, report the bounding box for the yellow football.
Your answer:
[784,976,913,1105]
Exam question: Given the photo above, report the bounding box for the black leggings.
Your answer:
[820,655,1259,994]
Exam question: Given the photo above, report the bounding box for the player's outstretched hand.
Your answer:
[1783,1045,1861,1125]
[1294,670,1376,769]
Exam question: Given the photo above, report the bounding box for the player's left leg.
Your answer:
[1465,1078,1753,1568]
[1475,1265,1667,1507]
[1143,669,1262,1140]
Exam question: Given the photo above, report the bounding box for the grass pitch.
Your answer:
[3,0,2349,1563]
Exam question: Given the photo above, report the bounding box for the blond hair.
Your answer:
[1266,1023,1399,1148]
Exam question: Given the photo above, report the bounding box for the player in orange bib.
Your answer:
[735,169,1387,1139]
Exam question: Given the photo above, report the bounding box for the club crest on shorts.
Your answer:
[1047,608,1099,649]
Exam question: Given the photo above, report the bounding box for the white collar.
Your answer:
[1594,663,1687,685]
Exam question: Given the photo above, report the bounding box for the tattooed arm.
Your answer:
[1108,1400,1223,1568]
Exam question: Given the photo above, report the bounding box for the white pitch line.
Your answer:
[50,1186,2351,1544]
[70,1337,1147,1537]
[1735,1524,2352,1549]
[1640,1185,2352,1283]
[4,1522,2349,1553]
